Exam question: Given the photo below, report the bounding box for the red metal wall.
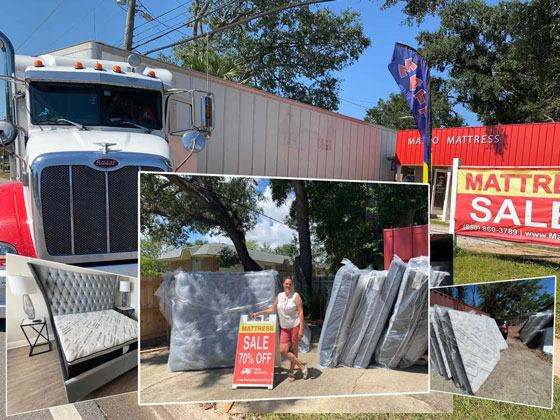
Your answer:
[396,122,560,166]
[430,290,490,316]
[383,224,429,270]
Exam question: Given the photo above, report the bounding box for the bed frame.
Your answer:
[28,262,138,403]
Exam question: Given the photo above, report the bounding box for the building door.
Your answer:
[432,170,448,215]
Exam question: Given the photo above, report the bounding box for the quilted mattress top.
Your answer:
[54,309,138,365]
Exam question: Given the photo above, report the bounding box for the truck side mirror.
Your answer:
[0,120,17,146]
[200,96,213,132]
[182,130,206,153]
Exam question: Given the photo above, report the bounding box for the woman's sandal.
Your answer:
[302,363,308,380]
[288,372,295,382]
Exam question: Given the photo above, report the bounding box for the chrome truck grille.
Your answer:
[39,164,161,257]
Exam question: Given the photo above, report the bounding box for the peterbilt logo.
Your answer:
[94,158,119,168]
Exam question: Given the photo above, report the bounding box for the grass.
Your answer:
[254,378,560,419]
[430,219,449,226]
[453,247,560,284]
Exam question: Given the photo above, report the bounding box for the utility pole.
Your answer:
[124,0,136,51]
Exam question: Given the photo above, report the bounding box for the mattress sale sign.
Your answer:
[455,168,560,246]
[232,315,277,389]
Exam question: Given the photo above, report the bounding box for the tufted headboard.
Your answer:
[28,262,118,315]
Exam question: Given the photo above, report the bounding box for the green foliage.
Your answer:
[378,0,450,24]
[140,255,163,277]
[140,174,261,246]
[273,240,299,261]
[477,279,552,318]
[417,0,560,124]
[159,46,250,83]
[166,1,370,111]
[139,237,171,275]
[365,77,465,130]
[306,182,428,272]
[217,247,241,268]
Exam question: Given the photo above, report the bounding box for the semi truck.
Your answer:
[0,31,214,283]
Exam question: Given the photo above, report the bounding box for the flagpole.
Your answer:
[427,66,432,185]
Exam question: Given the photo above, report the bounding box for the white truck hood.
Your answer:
[26,129,171,166]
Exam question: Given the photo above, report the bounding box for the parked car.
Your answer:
[496,319,508,340]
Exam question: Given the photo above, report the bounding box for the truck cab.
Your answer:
[0,32,213,290]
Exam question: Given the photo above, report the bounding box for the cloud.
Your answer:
[202,184,296,247]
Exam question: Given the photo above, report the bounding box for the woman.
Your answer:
[251,278,308,382]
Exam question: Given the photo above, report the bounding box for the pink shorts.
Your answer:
[280,325,300,345]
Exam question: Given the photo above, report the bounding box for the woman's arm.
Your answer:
[295,293,304,339]
[251,294,279,319]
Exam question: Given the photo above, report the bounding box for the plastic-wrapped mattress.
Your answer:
[397,297,429,368]
[374,256,429,369]
[340,258,407,368]
[317,260,362,367]
[519,310,554,346]
[158,270,279,371]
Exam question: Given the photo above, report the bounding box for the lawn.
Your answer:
[255,378,559,420]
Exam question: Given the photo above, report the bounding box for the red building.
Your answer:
[395,122,560,219]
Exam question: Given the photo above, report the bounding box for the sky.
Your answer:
[189,177,297,248]
[0,0,480,125]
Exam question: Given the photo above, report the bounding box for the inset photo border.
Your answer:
[138,172,431,405]
[430,276,556,409]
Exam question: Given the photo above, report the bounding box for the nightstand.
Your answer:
[115,306,134,318]
[20,317,51,357]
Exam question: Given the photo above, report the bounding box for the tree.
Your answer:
[269,179,313,296]
[477,280,553,319]
[377,0,450,24]
[365,77,465,130]
[165,1,370,111]
[159,46,250,83]
[139,236,172,276]
[453,286,468,304]
[417,0,560,124]
[141,174,263,271]
[217,247,241,268]
[306,182,428,272]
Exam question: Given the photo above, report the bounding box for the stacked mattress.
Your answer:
[430,305,507,394]
[317,256,429,369]
[518,310,554,351]
[157,270,280,371]
[374,256,429,369]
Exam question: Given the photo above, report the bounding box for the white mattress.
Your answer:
[54,309,138,365]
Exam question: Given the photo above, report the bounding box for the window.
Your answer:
[30,82,163,130]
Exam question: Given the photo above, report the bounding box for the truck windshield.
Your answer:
[29,82,162,130]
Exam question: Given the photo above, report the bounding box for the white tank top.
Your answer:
[277,291,300,329]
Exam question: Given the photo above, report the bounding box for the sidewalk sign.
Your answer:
[232,314,278,390]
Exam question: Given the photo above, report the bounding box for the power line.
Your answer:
[339,98,370,110]
[17,0,68,51]
[144,0,334,55]
[47,0,106,51]
[134,0,237,50]
[134,0,193,31]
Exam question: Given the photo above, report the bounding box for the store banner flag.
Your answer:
[388,43,431,182]
[232,314,277,389]
[454,167,560,247]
